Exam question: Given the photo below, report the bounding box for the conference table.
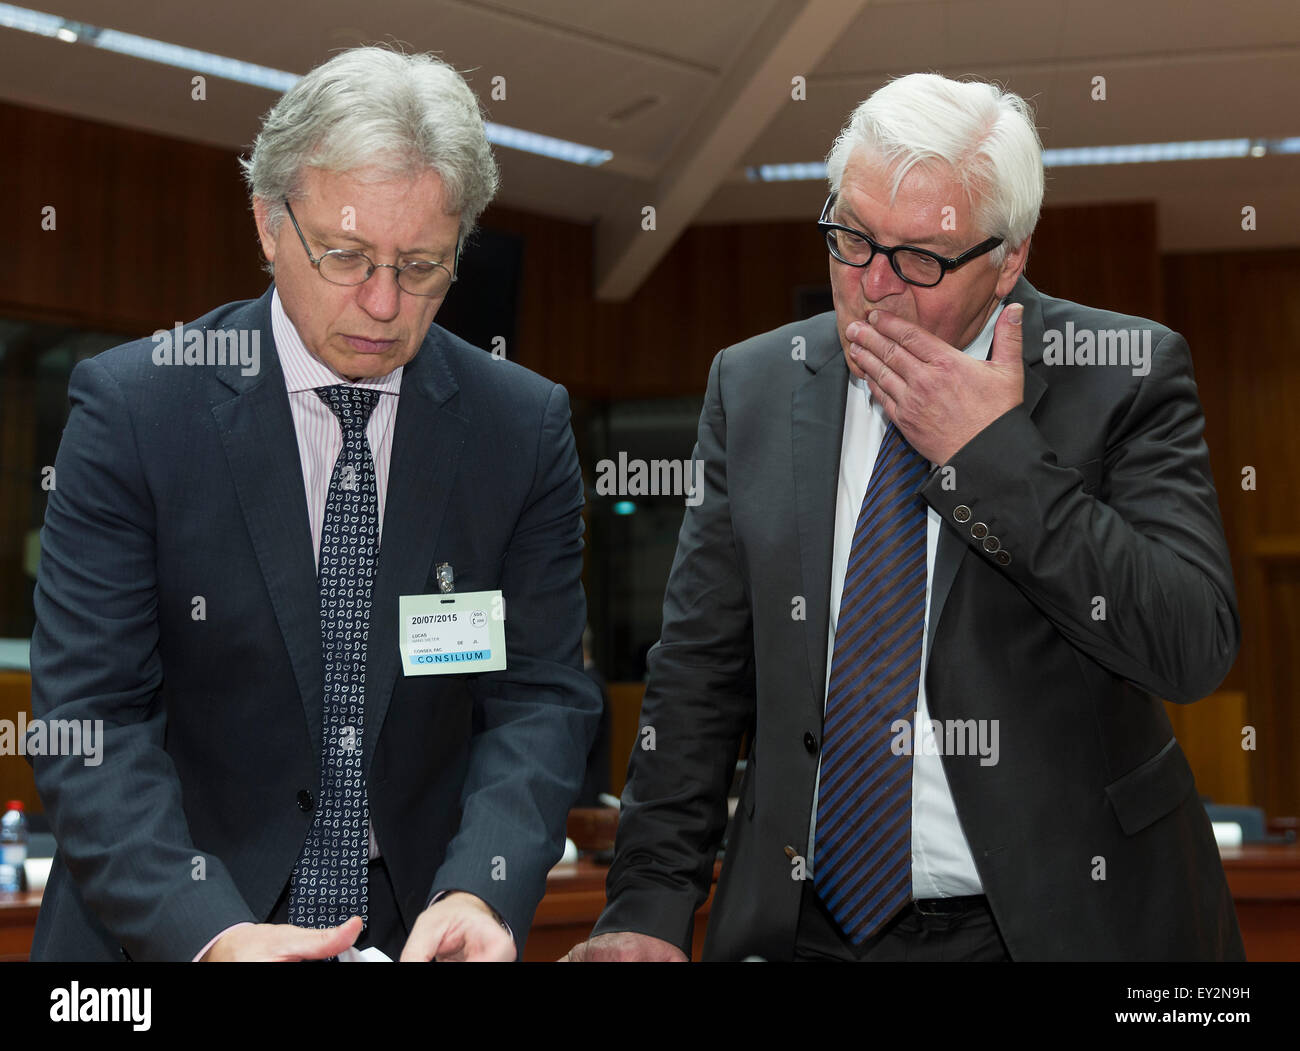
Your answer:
[2,846,1297,961]
[0,857,719,962]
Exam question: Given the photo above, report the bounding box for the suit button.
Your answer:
[784,845,798,859]
[297,790,314,812]
[971,521,988,540]
[983,535,1000,552]
[803,732,818,754]
[995,550,1012,566]
[953,505,971,523]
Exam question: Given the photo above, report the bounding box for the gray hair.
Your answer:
[241,46,499,249]
[825,73,1044,268]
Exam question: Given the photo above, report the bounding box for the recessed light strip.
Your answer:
[0,3,612,166]
[746,136,1300,181]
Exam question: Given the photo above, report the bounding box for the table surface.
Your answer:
[3,846,1296,959]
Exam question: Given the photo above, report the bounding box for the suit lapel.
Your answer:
[360,329,467,774]
[791,316,849,710]
[214,296,469,764]
[923,277,1048,665]
[212,290,325,750]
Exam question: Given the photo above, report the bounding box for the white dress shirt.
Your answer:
[808,301,1004,899]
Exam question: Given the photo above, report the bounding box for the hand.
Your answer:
[201,916,363,961]
[399,891,516,962]
[846,303,1025,465]
[559,931,689,962]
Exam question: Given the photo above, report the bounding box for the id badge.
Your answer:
[399,590,506,675]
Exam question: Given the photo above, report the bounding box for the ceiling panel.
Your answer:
[455,0,779,71]
[0,0,1294,261]
[819,0,1300,73]
[30,0,740,170]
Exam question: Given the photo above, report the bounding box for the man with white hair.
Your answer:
[569,73,1243,961]
[30,47,601,962]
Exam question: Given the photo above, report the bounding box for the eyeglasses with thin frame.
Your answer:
[282,199,459,297]
[817,192,1003,288]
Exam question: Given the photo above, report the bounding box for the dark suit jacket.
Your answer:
[593,277,1244,961]
[29,285,601,961]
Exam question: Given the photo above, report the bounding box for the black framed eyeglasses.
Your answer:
[817,192,1003,288]
[283,199,459,297]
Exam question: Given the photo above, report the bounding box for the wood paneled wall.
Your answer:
[1163,250,1300,820]
[0,99,1293,820]
[0,99,1161,397]
[0,103,267,333]
[486,199,1162,400]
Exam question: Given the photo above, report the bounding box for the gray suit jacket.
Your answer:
[29,285,601,961]
[594,276,1244,960]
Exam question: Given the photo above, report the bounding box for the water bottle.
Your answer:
[0,800,28,893]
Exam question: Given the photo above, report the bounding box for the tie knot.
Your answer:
[315,385,381,433]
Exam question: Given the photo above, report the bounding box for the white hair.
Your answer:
[241,46,499,247]
[825,73,1044,268]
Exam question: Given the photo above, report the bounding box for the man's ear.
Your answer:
[995,235,1031,299]
[252,197,277,265]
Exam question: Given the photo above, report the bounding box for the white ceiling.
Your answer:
[3,0,1298,297]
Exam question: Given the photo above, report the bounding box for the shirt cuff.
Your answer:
[194,921,256,962]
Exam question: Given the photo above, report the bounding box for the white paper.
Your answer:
[337,945,393,962]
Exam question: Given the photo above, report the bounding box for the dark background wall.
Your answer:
[1,99,1293,819]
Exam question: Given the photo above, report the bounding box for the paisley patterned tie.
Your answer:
[288,385,381,930]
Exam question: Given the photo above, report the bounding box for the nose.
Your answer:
[861,250,905,300]
[356,265,402,320]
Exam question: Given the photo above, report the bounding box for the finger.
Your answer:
[848,319,918,384]
[864,373,897,423]
[845,342,870,381]
[398,920,442,962]
[465,920,516,962]
[855,345,906,404]
[989,302,1025,367]
[290,915,363,960]
[433,927,468,962]
[468,934,517,962]
[439,916,515,962]
[858,308,949,366]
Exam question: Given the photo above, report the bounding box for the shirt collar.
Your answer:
[271,286,404,395]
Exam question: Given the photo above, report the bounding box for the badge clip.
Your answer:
[435,562,455,594]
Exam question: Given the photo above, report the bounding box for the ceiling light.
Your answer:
[0,3,612,166]
[745,136,1300,181]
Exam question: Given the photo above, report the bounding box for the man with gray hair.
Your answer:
[569,72,1242,961]
[30,46,601,961]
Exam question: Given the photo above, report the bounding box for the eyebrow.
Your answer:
[835,204,955,253]
[306,224,453,260]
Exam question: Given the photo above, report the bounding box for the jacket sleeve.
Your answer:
[591,349,757,954]
[922,329,1240,703]
[426,382,602,955]
[30,357,257,961]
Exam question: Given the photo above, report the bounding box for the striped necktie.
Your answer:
[814,420,929,944]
